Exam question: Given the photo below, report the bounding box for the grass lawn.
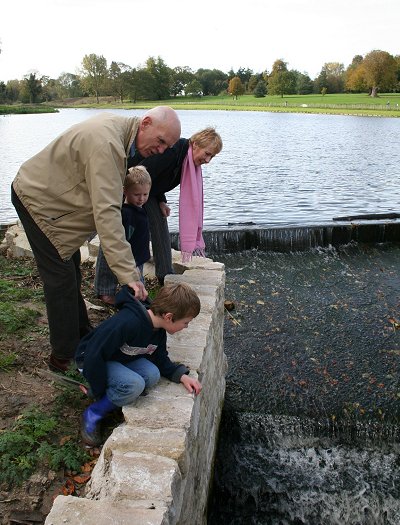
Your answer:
[3,93,400,117]
[51,93,400,118]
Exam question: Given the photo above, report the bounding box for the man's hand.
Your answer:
[159,202,171,218]
[128,281,148,301]
[180,374,202,395]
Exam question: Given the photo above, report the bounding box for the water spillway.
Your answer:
[201,225,400,524]
[171,221,400,255]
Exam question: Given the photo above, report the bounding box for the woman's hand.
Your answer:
[159,202,171,218]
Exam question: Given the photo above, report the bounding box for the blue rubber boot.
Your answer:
[81,395,118,447]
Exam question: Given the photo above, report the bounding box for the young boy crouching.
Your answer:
[75,282,202,446]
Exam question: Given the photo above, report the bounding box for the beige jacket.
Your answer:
[13,112,141,285]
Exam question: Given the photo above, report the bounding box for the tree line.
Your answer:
[1,49,399,105]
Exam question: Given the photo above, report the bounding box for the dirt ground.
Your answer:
[0,257,114,525]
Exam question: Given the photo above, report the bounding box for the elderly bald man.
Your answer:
[11,106,181,372]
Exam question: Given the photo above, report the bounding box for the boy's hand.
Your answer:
[180,374,202,396]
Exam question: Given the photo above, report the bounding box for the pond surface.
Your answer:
[1,109,400,229]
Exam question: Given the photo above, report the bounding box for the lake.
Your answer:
[1,108,400,230]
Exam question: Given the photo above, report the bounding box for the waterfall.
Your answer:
[171,221,400,255]
[206,241,400,524]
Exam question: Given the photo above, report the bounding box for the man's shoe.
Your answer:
[48,354,73,373]
[99,295,115,305]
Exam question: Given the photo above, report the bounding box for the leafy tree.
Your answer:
[108,61,132,102]
[362,49,397,96]
[253,80,267,98]
[315,63,345,93]
[57,72,84,99]
[345,64,368,93]
[81,53,108,103]
[228,76,244,99]
[185,79,203,97]
[349,55,364,69]
[345,55,366,93]
[313,68,327,94]
[234,67,253,90]
[5,79,20,102]
[195,68,228,96]
[146,56,171,100]
[321,87,327,96]
[248,74,263,93]
[326,62,345,93]
[169,66,194,97]
[127,68,156,102]
[293,71,313,94]
[41,76,59,101]
[21,72,43,103]
[0,81,6,103]
[395,55,400,92]
[268,59,293,97]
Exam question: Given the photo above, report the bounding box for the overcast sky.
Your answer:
[1,0,399,82]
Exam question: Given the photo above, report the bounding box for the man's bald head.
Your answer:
[135,106,181,158]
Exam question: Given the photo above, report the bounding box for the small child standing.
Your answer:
[75,282,202,446]
[95,165,152,305]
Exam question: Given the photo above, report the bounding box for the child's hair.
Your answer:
[190,127,223,156]
[151,282,201,320]
[124,165,152,191]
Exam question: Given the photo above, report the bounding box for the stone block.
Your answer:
[45,495,169,525]
[123,379,195,430]
[103,425,188,471]
[166,340,205,370]
[86,449,181,503]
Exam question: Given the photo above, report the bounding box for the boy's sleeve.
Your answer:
[147,330,189,383]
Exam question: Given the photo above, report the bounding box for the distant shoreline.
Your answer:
[2,93,400,118]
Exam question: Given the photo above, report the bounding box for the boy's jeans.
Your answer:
[105,358,160,406]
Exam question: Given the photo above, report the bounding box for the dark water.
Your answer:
[208,243,400,524]
[2,109,400,229]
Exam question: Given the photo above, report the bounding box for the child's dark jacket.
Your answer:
[121,203,150,266]
[75,286,189,399]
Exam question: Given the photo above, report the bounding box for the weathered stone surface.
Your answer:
[45,495,169,525]
[123,379,195,430]
[86,450,181,502]
[103,425,188,470]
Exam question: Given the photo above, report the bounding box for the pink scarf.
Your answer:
[179,144,205,262]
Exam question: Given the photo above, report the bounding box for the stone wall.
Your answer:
[2,226,227,525]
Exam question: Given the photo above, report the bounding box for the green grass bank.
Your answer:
[2,93,400,117]
[51,93,400,118]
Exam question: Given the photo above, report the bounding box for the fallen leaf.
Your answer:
[62,478,75,496]
[73,474,91,484]
[60,435,73,446]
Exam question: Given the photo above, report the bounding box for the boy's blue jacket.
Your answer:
[75,286,189,399]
